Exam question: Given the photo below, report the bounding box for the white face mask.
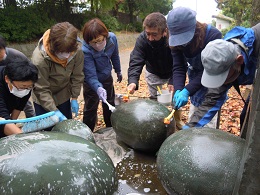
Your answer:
[9,84,31,98]
[55,52,70,60]
[90,39,106,51]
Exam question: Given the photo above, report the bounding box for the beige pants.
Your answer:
[145,70,169,99]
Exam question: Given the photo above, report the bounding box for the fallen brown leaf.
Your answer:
[76,73,249,136]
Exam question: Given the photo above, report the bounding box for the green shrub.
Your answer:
[81,12,100,30]
[81,13,122,32]
[0,6,55,43]
[221,21,251,37]
[122,22,143,33]
[100,15,121,32]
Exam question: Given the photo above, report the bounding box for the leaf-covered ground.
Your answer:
[76,73,250,136]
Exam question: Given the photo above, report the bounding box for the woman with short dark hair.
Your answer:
[82,18,122,131]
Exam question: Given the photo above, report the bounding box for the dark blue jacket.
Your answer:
[224,26,257,85]
[171,24,222,106]
[82,32,121,92]
[187,23,260,127]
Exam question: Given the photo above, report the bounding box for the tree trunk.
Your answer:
[90,0,94,13]
[127,0,134,23]
[251,0,260,26]
[3,0,17,7]
[112,0,122,18]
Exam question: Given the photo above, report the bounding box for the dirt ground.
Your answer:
[75,71,250,136]
[18,36,250,136]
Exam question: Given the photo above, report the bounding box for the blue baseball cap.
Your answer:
[167,7,197,47]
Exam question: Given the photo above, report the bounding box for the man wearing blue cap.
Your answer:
[167,6,222,128]
[184,23,260,133]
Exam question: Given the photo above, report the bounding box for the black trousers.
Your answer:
[83,76,115,131]
[34,100,72,131]
[34,100,72,120]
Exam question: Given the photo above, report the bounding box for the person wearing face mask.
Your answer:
[82,18,122,131]
[0,35,36,118]
[167,7,222,129]
[127,12,184,129]
[0,60,38,138]
[31,22,84,122]
[183,23,260,133]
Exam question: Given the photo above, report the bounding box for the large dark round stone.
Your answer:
[157,128,245,195]
[52,119,95,143]
[0,132,117,194]
[111,99,175,153]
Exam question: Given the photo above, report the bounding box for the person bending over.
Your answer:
[0,60,38,138]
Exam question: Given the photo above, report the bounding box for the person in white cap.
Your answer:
[201,40,243,88]
[183,23,260,132]
[167,6,222,128]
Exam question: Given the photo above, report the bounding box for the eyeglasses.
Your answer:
[89,36,105,44]
[11,82,34,91]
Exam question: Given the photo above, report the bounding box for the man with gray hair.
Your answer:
[127,12,184,129]
[183,23,260,131]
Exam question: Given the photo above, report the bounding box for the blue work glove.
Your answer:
[71,99,79,116]
[117,72,123,83]
[174,88,190,109]
[182,125,190,130]
[97,87,107,102]
[172,90,181,109]
[173,90,181,101]
[54,110,67,121]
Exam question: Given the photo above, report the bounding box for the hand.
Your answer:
[127,83,136,94]
[97,87,107,102]
[71,99,79,116]
[117,72,123,83]
[182,125,190,130]
[54,110,67,121]
[168,84,174,92]
[174,88,190,109]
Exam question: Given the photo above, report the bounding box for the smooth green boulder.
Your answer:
[0,132,117,194]
[157,128,245,195]
[52,119,95,143]
[111,99,175,153]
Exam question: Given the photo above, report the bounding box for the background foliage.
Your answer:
[0,0,259,43]
[215,0,260,36]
